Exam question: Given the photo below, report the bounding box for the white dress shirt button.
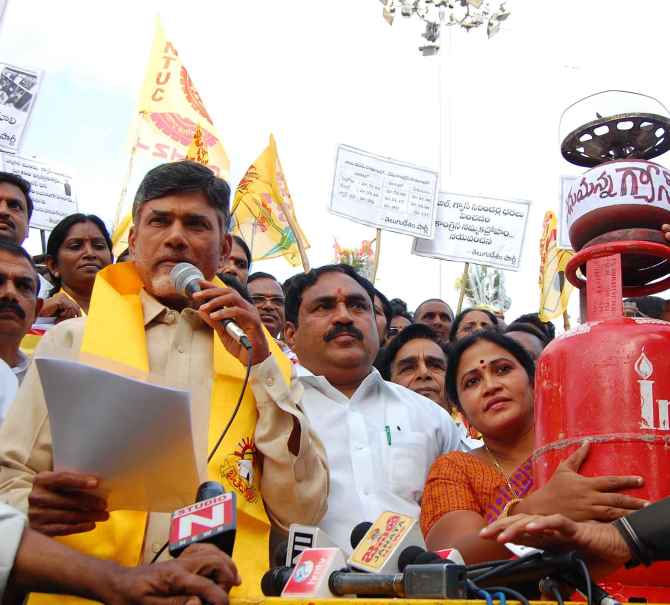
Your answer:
[177,345,185,354]
[266,376,274,387]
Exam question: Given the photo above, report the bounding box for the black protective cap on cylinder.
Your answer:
[415,551,445,565]
[350,521,373,549]
[196,481,225,502]
[398,545,426,572]
[261,567,293,596]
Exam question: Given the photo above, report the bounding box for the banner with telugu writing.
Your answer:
[329,144,439,239]
[112,17,230,255]
[0,153,78,231]
[412,192,530,271]
[0,62,42,154]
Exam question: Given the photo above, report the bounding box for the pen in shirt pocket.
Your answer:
[385,425,392,446]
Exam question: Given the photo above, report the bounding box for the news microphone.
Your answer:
[277,547,468,599]
[398,546,466,571]
[281,547,349,598]
[329,564,467,598]
[286,524,338,567]
[348,511,426,574]
[350,521,373,550]
[170,262,251,350]
[261,566,294,597]
[168,481,237,558]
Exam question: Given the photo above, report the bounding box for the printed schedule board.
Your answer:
[329,144,439,239]
[413,192,530,271]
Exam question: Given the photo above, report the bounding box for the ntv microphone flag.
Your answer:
[111,17,230,256]
[539,210,574,322]
[232,134,310,269]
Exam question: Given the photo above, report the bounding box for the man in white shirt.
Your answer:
[284,264,466,552]
[0,241,42,425]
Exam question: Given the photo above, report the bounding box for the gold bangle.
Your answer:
[499,498,523,519]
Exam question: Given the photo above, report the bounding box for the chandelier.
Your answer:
[379,0,511,55]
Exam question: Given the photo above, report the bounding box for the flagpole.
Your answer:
[278,199,310,273]
[113,113,142,232]
[272,139,310,273]
[249,219,257,258]
[456,262,469,314]
[371,228,382,284]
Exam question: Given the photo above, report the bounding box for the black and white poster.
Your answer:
[0,62,42,153]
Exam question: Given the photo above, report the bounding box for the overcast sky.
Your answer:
[1,0,669,326]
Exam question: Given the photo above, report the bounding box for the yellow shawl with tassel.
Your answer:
[29,262,291,603]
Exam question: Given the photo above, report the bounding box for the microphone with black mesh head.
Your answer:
[170,262,251,350]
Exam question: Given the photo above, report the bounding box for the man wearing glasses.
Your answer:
[248,272,298,364]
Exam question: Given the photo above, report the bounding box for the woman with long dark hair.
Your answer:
[420,330,648,563]
[40,214,113,320]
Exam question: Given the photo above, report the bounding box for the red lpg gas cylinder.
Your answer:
[534,243,670,601]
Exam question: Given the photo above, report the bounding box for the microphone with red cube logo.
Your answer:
[169,481,237,557]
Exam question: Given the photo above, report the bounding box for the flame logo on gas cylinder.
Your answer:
[635,348,670,431]
[635,350,654,380]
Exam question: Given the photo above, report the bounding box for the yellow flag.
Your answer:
[112,17,230,256]
[539,210,575,321]
[232,134,309,268]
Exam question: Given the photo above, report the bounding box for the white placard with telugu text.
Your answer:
[329,144,438,239]
[0,154,78,231]
[412,192,530,271]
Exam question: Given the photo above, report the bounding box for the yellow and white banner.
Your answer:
[539,210,574,322]
[232,134,309,268]
[112,17,229,256]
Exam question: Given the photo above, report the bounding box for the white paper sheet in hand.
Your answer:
[36,357,199,513]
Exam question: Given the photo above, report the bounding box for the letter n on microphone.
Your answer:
[169,493,237,556]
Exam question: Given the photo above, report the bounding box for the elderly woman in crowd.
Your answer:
[40,214,113,320]
[449,307,499,342]
[420,330,648,563]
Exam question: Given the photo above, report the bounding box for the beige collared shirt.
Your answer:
[0,290,328,563]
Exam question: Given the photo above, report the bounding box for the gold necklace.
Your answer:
[484,442,519,498]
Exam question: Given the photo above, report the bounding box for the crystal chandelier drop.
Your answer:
[379,0,511,55]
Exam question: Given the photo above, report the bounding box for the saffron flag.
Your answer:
[539,210,574,321]
[232,135,309,268]
[112,17,230,256]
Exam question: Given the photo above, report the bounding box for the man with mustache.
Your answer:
[0,240,42,423]
[0,161,328,602]
[0,172,31,247]
[0,172,66,308]
[283,264,465,552]
[248,272,298,366]
[219,235,252,286]
[414,298,454,346]
[248,272,285,339]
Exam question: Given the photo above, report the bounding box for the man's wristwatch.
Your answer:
[613,516,653,568]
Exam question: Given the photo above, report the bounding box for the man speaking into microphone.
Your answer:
[0,161,328,603]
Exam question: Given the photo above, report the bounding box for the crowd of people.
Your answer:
[0,162,664,603]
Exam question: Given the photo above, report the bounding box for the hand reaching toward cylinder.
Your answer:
[514,442,648,522]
